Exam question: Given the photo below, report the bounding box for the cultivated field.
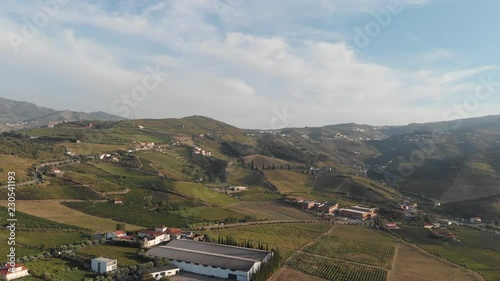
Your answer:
[205,223,331,260]
[390,243,484,281]
[264,170,313,193]
[57,143,127,155]
[0,200,142,232]
[24,258,96,280]
[271,267,327,281]
[226,202,298,221]
[238,201,319,220]
[0,154,36,182]
[288,252,388,281]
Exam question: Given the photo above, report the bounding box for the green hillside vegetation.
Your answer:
[1,178,102,200]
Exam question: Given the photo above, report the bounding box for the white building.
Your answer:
[146,240,272,281]
[146,265,180,280]
[229,186,247,191]
[0,264,29,280]
[470,217,482,224]
[91,257,117,274]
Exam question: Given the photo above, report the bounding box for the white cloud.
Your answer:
[421,48,452,62]
[0,0,498,129]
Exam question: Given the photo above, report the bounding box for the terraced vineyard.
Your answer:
[305,236,396,269]
[288,252,387,281]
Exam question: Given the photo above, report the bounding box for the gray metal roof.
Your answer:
[146,240,271,272]
[147,264,179,273]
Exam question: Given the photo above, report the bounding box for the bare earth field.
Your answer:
[389,243,485,281]
[0,200,142,232]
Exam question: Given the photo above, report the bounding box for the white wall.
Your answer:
[170,260,250,281]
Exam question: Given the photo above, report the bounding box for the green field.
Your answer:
[63,201,198,228]
[169,181,239,206]
[3,178,102,200]
[24,258,96,280]
[264,170,313,193]
[205,223,331,260]
[305,236,395,269]
[170,206,246,221]
[63,171,125,193]
[397,224,500,280]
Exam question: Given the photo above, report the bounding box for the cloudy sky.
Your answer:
[1,0,499,129]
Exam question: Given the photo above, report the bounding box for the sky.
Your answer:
[0,0,499,129]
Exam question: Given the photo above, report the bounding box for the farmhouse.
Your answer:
[146,240,272,281]
[145,265,180,280]
[0,264,29,280]
[432,231,457,240]
[91,257,117,274]
[384,223,400,230]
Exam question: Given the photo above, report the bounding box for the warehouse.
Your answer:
[146,240,272,281]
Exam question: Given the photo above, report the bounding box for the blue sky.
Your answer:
[0,0,498,129]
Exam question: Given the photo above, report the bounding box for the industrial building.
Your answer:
[340,206,377,220]
[146,239,272,281]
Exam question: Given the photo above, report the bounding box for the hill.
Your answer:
[0,97,125,131]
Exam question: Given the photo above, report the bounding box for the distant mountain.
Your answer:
[0,97,125,131]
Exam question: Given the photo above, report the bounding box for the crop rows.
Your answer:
[305,236,396,269]
[288,252,387,281]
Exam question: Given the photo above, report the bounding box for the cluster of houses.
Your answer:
[193,146,212,156]
[106,225,202,249]
[134,141,157,151]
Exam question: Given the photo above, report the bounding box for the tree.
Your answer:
[116,223,126,231]
[250,160,255,170]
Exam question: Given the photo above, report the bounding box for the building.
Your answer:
[432,231,456,240]
[106,230,127,239]
[229,186,248,192]
[165,228,183,239]
[384,223,400,230]
[470,217,482,224]
[297,200,316,210]
[0,264,29,280]
[146,240,272,281]
[340,206,377,219]
[423,223,434,229]
[438,219,453,226]
[146,265,180,280]
[91,257,117,274]
[316,203,339,214]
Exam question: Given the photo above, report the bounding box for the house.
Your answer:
[146,240,272,281]
[51,167,62,174]
[146,265,180,280]
[165,228,183,239]
[384,223,400,230]
[423,223,434,229]
[470,217,482,224]
[91,257,117,274]
[229,186,247,192]
[316,203,339,214]
[138,230,167,241]
[0,264,29,280]
[106,230,127,240]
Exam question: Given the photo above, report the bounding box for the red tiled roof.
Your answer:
[0,264,28,275]
[165,228,182,235]
[113,230,126,236]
